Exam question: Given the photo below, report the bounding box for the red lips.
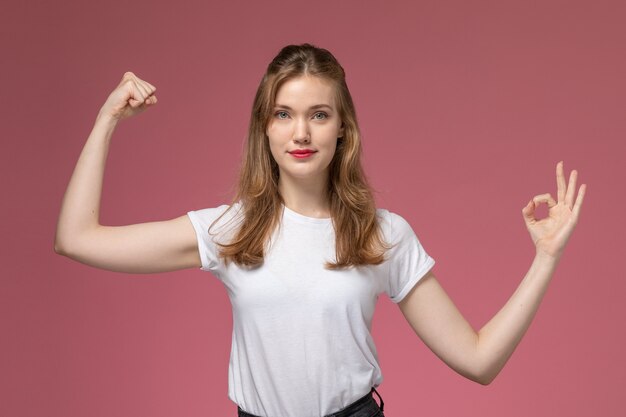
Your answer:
[288,149,316,159]
[289,149,316,154]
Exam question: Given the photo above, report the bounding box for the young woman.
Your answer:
[54,44,587,417]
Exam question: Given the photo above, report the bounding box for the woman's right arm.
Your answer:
[54,72,202,274]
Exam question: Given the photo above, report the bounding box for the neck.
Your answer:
[278,173,330,218]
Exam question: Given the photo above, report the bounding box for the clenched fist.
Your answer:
[98,72,157,121]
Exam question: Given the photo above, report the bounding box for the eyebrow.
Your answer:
[274,104,334,111]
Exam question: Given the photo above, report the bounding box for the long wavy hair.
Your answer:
[212,43,389,269]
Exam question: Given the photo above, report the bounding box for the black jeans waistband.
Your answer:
[237,386,384,417]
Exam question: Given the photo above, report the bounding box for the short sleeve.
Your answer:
[186,204,238,273]
[384,211,436,304]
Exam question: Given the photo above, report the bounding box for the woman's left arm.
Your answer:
[398,161,587,385]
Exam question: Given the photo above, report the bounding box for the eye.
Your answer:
[275,111,289,119]
[313,112,328,120]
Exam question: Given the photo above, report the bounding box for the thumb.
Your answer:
[128,97,143,108]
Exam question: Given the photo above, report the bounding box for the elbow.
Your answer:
[54,224,100,256]
[470,364,499,386]
[474,372,496,386]
[54,226,101,260]
[54,239,68,256]
[458,356,499,385]
[468,337,503,385]
[54,228,69,255]
[54,228,82,257]
[462,369,495,386]
[54,232,64,254]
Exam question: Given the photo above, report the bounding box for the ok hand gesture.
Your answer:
[522,161,587,260]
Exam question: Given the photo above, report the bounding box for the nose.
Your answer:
[292,118,310,144]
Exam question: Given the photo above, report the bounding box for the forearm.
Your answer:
[476,251,560,384]
[54,111,119,251]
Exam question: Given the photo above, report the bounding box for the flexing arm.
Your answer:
[399,161,587,385]
[54,72,201,273]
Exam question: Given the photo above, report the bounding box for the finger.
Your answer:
[572,184,586,221]
[146,95,157,105]
[133,79,150,102]
[565,169,578,209]
[522,199,537,224]
[556,161,566,204]
[121,73,154,105]
[124,80,147,108]
[143,90,155,104]
[533,193,557,208]
[123,73,148,100]
[138,79,155,98]
[118,71,135,87]
[144,80,157,92]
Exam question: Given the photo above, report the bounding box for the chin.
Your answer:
[282,167,329,181]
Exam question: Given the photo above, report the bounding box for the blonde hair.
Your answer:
[212,43,389,269]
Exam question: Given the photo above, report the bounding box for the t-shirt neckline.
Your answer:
[282,204,332,225]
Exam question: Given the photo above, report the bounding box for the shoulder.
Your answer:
[376,208,415,240]
[187,202,243,232]
[189,202,237,219]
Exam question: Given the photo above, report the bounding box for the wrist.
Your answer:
[534,249,561,265]
[95,108,121,127]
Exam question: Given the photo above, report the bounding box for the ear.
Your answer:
[338,122,345,138]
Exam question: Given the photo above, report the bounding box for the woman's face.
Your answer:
[266,75,344,185]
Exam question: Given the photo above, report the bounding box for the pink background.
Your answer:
[2,0,624,416]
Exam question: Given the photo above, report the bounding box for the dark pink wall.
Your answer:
[2,1,624,416]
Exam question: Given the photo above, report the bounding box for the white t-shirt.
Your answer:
[186,203,435,417]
